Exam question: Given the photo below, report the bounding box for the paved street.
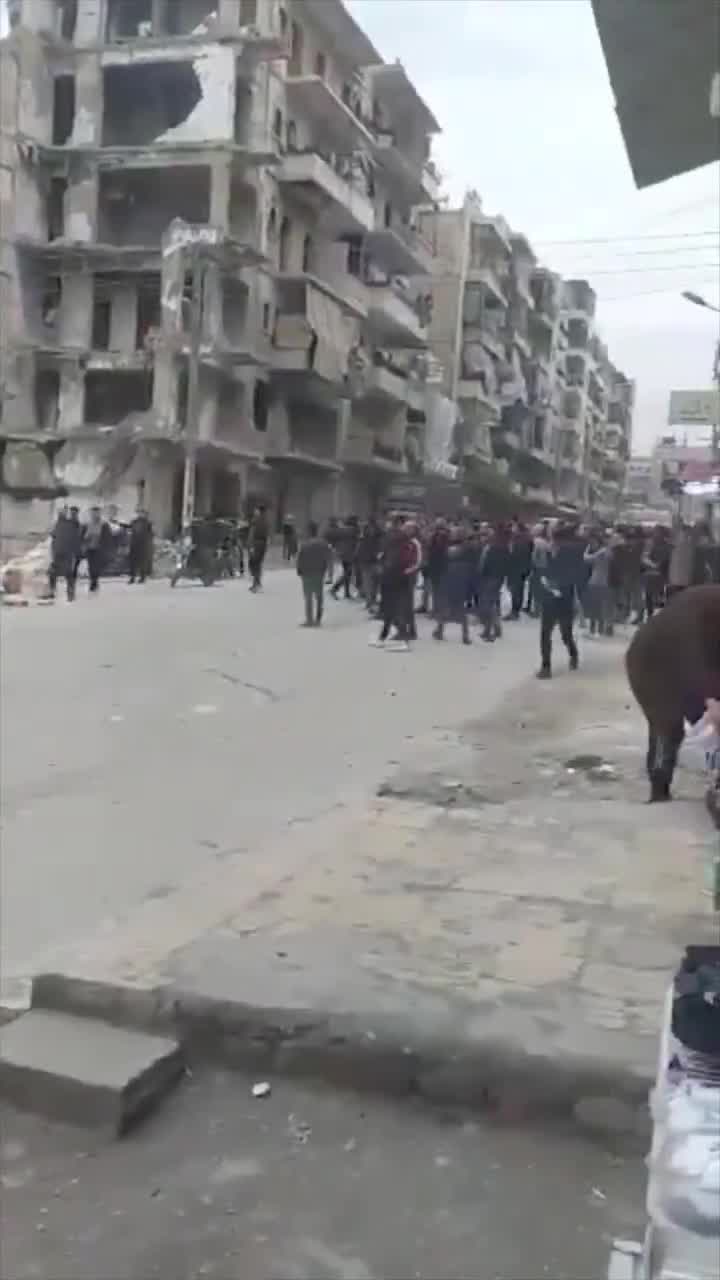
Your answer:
[1,1069,644,1280]
[1,571,541,992]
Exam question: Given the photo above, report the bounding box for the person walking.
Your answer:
[128,508,153,584]
[281,514,298,562]
[477,525,508,642]
[536,523,582,678]
[356,516,383,611]
[296,521,331,626]
[371,517,415,650]
[432,526,475,644]
[330,517,359,601]
[81,506,112,594]
[424,518,450,620]
[583,530,612,636]
[248,505,269,592]
[48,505,82,601]
[506,519,533,620]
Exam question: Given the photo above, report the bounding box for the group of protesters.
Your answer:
[293,512,720,677]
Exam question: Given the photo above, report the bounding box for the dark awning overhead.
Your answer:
[592,0,720,188]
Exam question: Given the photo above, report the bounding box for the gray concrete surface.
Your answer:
[0,1010,182,1132]
[1,571,542,996]
[0,1068,645,1280]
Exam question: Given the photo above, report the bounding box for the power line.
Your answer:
[536,230,718,246]
[601,283,720,303]
[557,262,720,276]
[550,242,720,259]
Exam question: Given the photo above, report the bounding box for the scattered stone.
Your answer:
[564,754,605,771]
[251,1081,271,1098]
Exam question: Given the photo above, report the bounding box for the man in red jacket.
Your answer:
[371,518,421,651]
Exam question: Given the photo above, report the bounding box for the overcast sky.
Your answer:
[2,1,718,454]
[350,0,720,455]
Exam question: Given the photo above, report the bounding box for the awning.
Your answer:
[592,0,720,187]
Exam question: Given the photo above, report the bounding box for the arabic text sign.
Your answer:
[668,389,720,426]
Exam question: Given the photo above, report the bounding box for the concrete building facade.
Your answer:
[420,195,631,517]
[0,0,442,544]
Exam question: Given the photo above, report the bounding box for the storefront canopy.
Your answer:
[592,0,720,188]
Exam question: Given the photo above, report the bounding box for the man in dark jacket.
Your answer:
[248,506,269,592]
[626,584,720,802]
[128,509,154,584]
[478,525,509,642]
[506,519,533,620]
[49,505,83,601]
[330,517,359,601]
[296,521,331,626]
[356,517,383,611]
[536,523,583,678]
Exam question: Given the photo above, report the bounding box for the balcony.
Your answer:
[365,282,427,348]
[358,358,409,404]
[467,262,508,307]
[365,221,434,277]
[277,152,375,235]
[371,132,439,205]
[271,276,361,402]
[265,444,342,472]
[344,433,407,473]
[285,75,374,151]
[457,381,499,422]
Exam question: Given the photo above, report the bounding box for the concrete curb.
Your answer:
[30,972,652,1140]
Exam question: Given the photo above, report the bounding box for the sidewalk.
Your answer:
[21,643,718,1133]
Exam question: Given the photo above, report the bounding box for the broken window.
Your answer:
[136,277,161,349]
[41,277,62,333]
[58,0,78,42]
[252,380,268,431]
[289,21,304,75]
[262,302,272,333]
[34,370,60,432]
[267,207,278,239]
[52,76,75,146]
[286,119,297,151]
[46,178,67,241]
[278,217,291,271]
[166,1,215,37]
[315,52,327,78]
[84,371,153,425]
[276,5,287,36]
[106,0,152,40]
[102,63,202,147]
[234,81,253,145]
[222,279,249,347]
[301,233,314,273]
[272,108,284,144]
[177,366,189,427]
[98,168,210,246]
[91,296,112,349]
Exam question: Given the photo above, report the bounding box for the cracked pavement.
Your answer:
[1,571,542,995]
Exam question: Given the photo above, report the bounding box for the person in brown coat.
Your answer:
[625,584,720,802]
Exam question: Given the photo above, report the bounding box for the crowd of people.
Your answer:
[48,505,154,600]
[291,513,720,678]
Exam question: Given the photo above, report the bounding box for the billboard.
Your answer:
[668,389,720,426]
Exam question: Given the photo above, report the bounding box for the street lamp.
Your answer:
[681,290,720,314]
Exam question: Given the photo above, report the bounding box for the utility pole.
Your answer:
[181,245,204,530]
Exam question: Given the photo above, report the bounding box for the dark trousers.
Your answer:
[128,548,147,583]
[379,577,414,640]
[49,556,75,601]
[249,546,266,589]
[646,720,684,801]
[508,573,528,617]
[301,574,324,625]
[540,592,578,670]
[332,560,354,599]
[86,549,103,593]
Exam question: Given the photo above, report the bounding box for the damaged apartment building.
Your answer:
[420,194,634,518]
[0,0,446,545]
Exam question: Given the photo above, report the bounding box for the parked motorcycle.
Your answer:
[169,534,217,587]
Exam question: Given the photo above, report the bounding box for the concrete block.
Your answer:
[0,1010,183,1134]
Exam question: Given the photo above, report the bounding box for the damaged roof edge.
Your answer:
[303,0,383,69]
